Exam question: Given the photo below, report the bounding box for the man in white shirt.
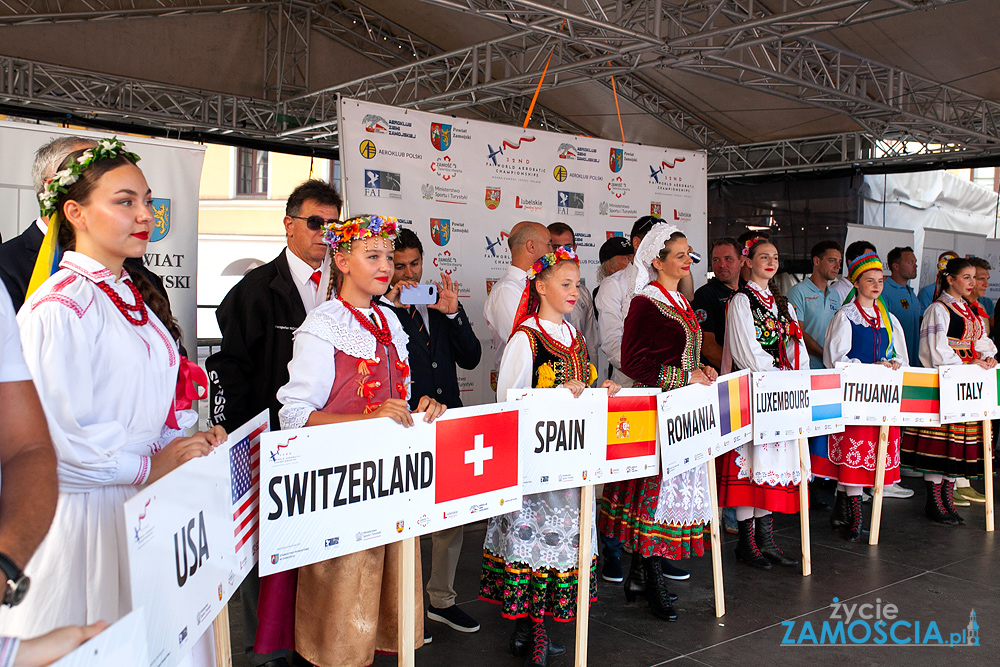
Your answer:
[548,222,599,368]
[207,179,341,667]
[483,220,552,372]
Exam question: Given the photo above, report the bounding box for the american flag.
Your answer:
[231,424,267,553]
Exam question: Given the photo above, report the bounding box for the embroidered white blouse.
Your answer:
[823,303,910,367]
[277,299,411,430]
[919,293,997,367]
[725,281,808,372]
[495,316,580,401]
[17,252,179,492]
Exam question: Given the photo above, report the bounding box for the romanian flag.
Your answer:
[810,371,842,422]
[607,394,657,460]
[717,373,752,435]
[901,370,939,414]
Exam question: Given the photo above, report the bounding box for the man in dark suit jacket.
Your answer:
[0,135,169,312]
[207,179,341,667]
[384,228,482,634]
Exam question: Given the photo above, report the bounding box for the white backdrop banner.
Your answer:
[124,410,268,667]
[258,403,522,576]
[338,98,708,406]
[0,121,204,344]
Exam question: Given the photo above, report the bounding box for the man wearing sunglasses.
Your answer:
[207,178,342,667]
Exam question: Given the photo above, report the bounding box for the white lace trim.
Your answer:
[297,300,409,362]
[654,464,712,525]
[279,404,313,431]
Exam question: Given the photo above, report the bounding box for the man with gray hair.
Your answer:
[0,136,97,311]
[483,220,552,373]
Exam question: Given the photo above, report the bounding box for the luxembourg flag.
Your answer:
[810,371,842,423]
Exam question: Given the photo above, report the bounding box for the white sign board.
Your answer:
[506,388,608,493]
[657,382,719,478]
[125,410,269,667]
[51,609,150,667]
[752,370,813,444]
[938,364,1000,424]
[259,404,522,575]
[838,363,905,425]
[600,389,661,483]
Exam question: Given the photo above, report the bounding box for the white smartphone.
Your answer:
[400,283,438,305]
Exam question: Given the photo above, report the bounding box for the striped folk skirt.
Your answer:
[900,421,989,478]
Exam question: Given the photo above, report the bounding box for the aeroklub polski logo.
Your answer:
[782,598,980,647]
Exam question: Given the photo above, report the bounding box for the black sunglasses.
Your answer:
[290,215,340,230]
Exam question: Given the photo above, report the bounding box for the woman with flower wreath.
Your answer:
[821,252,909,541]
[1,139,225,636]
[901,257,997,526]
[598,223,715,622]
[275,214,447,667]
[481,246,620,667]
[720,237,808,570]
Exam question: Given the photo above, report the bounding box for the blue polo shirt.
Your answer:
[881,278,921,367]
[918,283,935,314]
[978,297,995,317]
[787,278,841,369]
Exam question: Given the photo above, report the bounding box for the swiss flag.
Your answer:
[435,411,519,503]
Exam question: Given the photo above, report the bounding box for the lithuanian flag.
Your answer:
[718,373,752,435]
[607,394,657,460]
[901,370,939,414]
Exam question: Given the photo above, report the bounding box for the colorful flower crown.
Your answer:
[741,236,768,257]
[322,215,398,249]
[38,137,140,218]
[936,251,959,272]
[526,246,579,280]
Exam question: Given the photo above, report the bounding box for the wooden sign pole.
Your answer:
[213,605,232,667]
[574,484,594,667]
[868,425,891,546]
[797,438,812,577]
[706,457,725,618]
[397,537,417,667]
[984,419,994,532]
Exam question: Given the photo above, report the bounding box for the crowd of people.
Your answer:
[0,136,995,667]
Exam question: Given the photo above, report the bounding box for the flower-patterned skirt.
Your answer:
[479,489,598,621]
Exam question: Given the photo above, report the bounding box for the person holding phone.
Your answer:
[384,228,483,635]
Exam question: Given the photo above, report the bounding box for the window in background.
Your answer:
[236,148,268,197]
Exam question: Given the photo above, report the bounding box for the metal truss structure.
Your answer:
[1,0,997,176]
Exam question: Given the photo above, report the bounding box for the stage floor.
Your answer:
[228,479,995,666]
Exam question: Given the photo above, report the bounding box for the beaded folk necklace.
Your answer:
[338,297,393,346]
[96,279,148,326]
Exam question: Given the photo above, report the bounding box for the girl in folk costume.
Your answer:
[2,139,225,636]
[721,238,808,570]
[820,252,910,541]
[598,223,714,622]
[275,215,446,667]
[901,257,997,525]
[483,247,620,667]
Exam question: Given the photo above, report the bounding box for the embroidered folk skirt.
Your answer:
[717,448,801,513]
[812,425,901,486]
[901,422,989,478]
[597,465,711,560]
[479,490,597,622]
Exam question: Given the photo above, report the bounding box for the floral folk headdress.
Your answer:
[510,245,580,337]
[632,221,685,293]
[844,251,895,360]
[741,236,768,257]
[322,214,398,251]
[27,137,141,299]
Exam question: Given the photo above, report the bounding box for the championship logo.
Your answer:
[150,199,170,242]
[363,114,388,133]
[649,157,686,183]
[609,148,624,173]
[650,202,662,217]
[485,188,501,209]
[430,218,451,246]
[430,123,452,151]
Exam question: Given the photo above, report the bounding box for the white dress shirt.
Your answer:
[0,285,29,384]
[594,262,638,387]
[483,264,528,370]
[285,247,331,313]
[564,279,599,369]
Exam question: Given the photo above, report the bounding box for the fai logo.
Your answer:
[430,123,451,151]
[364,170,401,199]
[430,218,451,246]
[485,188,501,210]
[359,139,377,159]
[151,198,170,242]
[557,191,584,216]
[650,202,662,217]
[649,157,686,183]
[363,114,388,133]
[610,147,623,173]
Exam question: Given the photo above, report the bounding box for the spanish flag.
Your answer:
[607,394,657,460]
[717,373,752,435]
[901,370,939,414]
